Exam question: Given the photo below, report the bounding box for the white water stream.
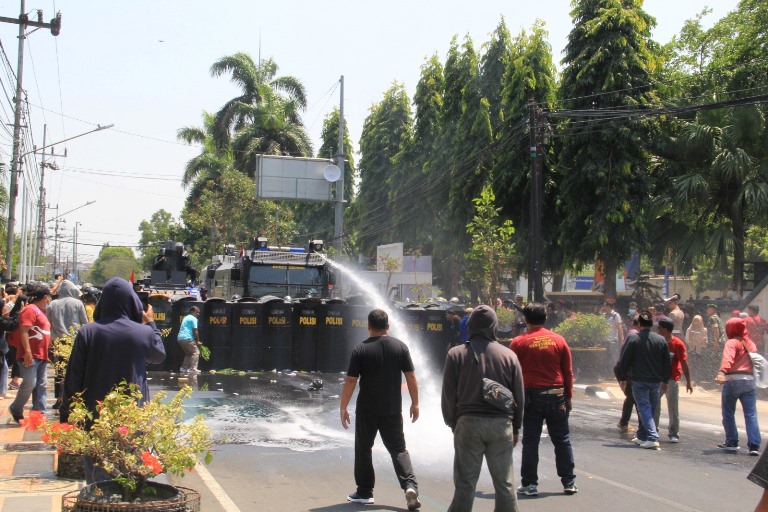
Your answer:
[329,260,455,471]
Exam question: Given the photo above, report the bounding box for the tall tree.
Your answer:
[209,54,312,174]
[479,17,513,135]
[431,35,493,296]
[177,111,235,199]
[209,54,307,147]
[353,83,413,255]
[389,55,445,252]
[492,21,559,287]
[557,0,659,297]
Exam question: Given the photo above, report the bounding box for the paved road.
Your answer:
[154,371,768,511]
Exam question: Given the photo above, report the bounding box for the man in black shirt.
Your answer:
[340,309,421,510]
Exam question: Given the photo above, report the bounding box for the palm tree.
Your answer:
[209,54,308,150]
[229,93,313,174]
[177,111,235,203]
[661,106,768,291]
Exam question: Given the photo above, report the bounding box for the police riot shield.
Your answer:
[262,300,293,371]
[421,309,450,373]
[292,302,321,371]
[146,294,173,371]
[200,299,232,371]
[169,298,205,373]
[230,301,263,371]
[316,302,348,372]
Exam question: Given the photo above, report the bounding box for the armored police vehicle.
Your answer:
[200,237,335,300]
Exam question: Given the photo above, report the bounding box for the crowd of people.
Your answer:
[343,294,768,511]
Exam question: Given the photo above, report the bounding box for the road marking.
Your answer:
[195,461,242,512]
[578,468,703,512]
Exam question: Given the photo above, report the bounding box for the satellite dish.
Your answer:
[323,164,342,182]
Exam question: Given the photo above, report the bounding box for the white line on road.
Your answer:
[195,461,243,512]
[578,468,703,512]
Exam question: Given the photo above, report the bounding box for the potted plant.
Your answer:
[50,326,84,479]
[23,382,212,510]
[554,313,611,381]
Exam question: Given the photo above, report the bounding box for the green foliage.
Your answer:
[554,313,611,348]
[25,383,212,502]
[181,168,296,270]
[557,0,659,296]
[137,210,182,271]
[88,246,138,286]
[465,184,515,304]
[353,82,413,254]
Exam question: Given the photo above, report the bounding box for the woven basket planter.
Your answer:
[61,481,200,512]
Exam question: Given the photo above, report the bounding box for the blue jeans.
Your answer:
[448,415,519,512]
[9,358,47,418]
[520,391,575,487]
[632,381,661,442]
[722,379,761,450]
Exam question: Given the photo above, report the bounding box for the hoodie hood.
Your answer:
[468,305,498,341]
[57,280,80,299]
[94,277,143,323]
[725,317,748,340]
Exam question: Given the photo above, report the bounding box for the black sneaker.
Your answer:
[347,492,374,504]
[9,410,23,424]
[564,483,578,495]
[717,442,740,452]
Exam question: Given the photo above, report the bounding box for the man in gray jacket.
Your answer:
[46,280,88,408]
[442,305,525,512]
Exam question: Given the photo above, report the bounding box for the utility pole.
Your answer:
[72,222,80,284]
[333,75,345,296]
[1,2,62,281]
[333,75,345,256]
[35,124,64,269]
[528,98,544,303]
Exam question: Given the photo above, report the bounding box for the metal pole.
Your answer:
[333,75,345,255]
[6,0,26,280]
[333,75,345,295]
[36,124,46,268]
[528,98,544,303]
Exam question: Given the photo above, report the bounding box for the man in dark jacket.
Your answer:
[61,277,165,483]
[442,305,524,512]
[617,310,671,450]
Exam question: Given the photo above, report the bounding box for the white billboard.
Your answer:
[255,155,333,202]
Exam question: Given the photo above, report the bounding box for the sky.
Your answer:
[0,0,740,267]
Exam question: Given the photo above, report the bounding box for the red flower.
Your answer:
[20,410,46,431]
[141,451,163,475]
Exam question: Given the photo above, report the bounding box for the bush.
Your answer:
[554,313,611,348]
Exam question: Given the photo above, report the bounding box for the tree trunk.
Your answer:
[603,257,618,299]
[732,215,745,295]
[551,271,564,292]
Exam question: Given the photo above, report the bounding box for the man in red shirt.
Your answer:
[655,317,693,443]
[510,303,577,497]
[8,284,51,423]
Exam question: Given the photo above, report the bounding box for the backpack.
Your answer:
[739,338,768,389]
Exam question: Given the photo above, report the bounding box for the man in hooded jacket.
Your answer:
[61,277,165,483]
[46,280,88,408]
[442,305,525,512]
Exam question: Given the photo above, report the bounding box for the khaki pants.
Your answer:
[178,339,199,371]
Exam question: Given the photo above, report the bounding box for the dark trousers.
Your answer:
[5,344,19,379]
[354,413,417,498]
[619,378,635,426]
[521,391,576,487]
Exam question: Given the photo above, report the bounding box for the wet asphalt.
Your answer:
[149,370,767,511]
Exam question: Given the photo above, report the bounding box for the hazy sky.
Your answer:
[0,0,739,264]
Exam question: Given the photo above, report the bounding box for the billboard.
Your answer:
[255,155,334,202]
